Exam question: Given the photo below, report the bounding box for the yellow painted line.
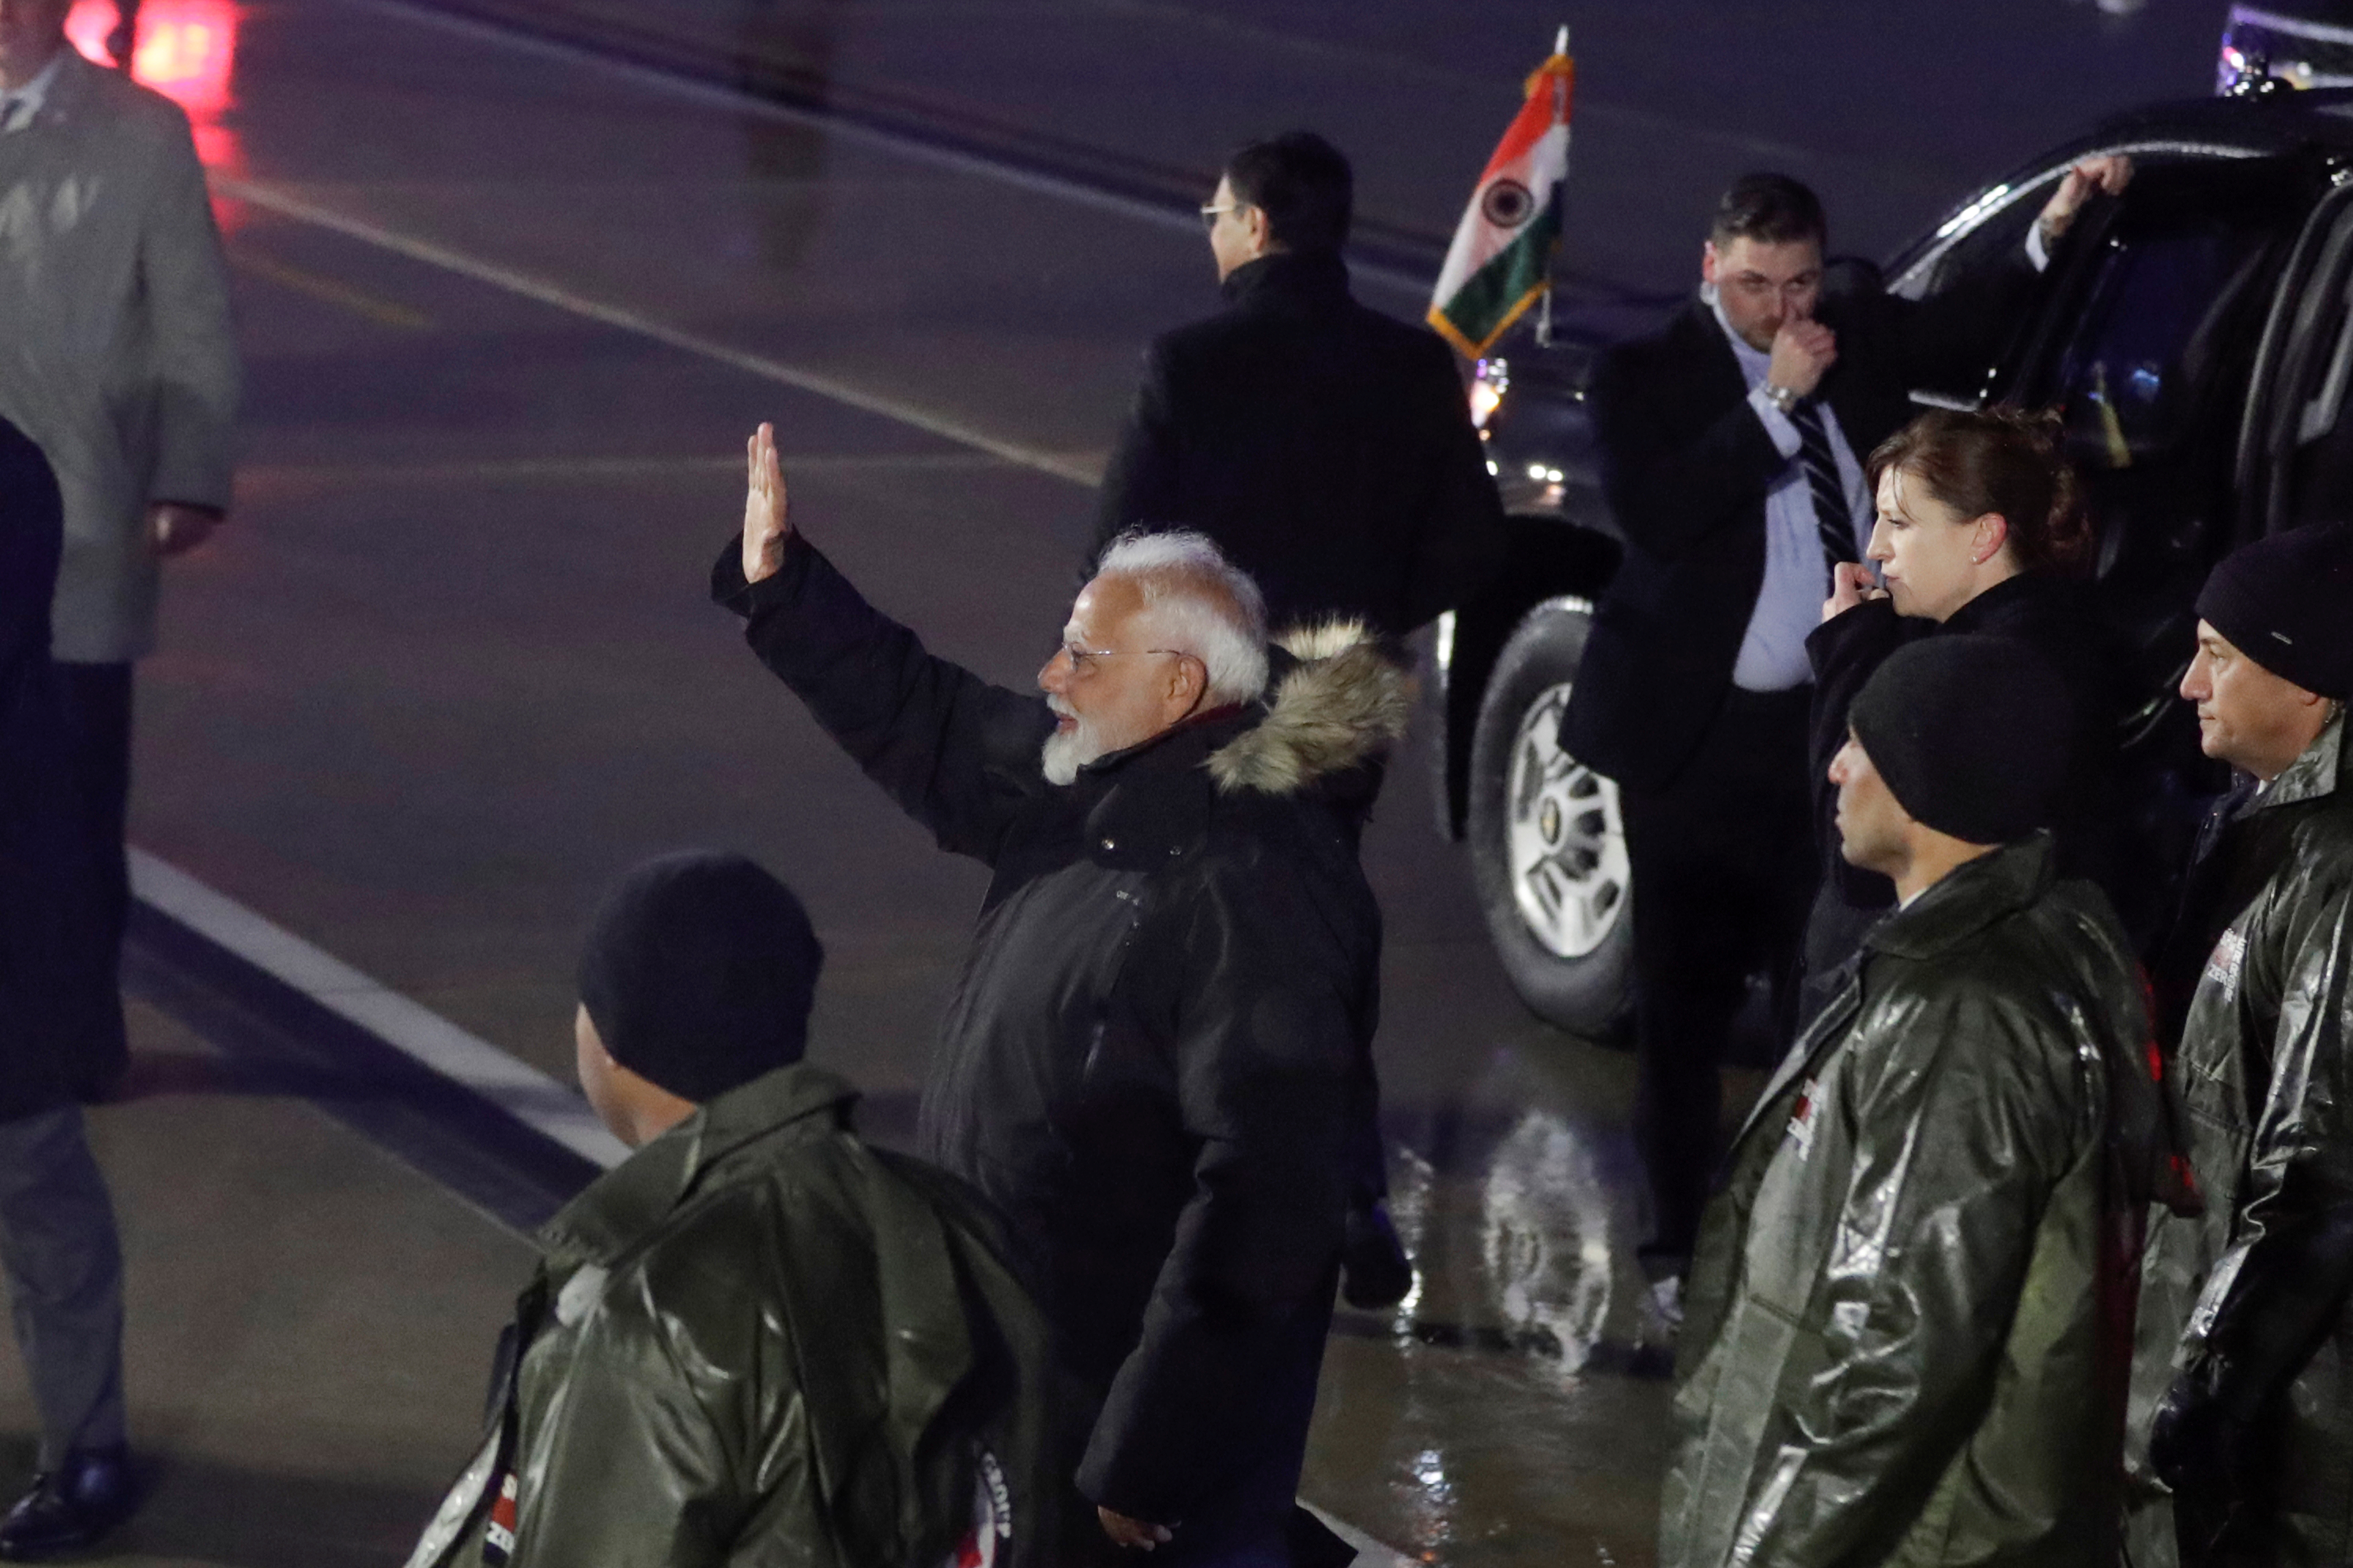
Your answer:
[229,246,435,330]
[212,174,1105,489]
[239,451,1013,486]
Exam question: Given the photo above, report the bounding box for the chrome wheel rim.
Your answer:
[1505,683,1629,959]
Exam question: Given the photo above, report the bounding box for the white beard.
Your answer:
[1041,703,1105,785]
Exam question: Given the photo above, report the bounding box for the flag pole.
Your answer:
[1536,24,1568,348]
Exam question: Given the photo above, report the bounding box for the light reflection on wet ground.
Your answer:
[1304,1035,1721,1565]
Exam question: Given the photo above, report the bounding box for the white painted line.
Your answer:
[129,848,630,1171]
[347,0,1440,304]
[208,175,1105,491]
[1302,1502,1419,1568]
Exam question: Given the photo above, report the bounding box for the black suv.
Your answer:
[1438,88,2353,1037]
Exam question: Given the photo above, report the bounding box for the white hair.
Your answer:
[1093,529,1270,706]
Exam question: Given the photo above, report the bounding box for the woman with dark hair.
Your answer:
[1799,405,2126,999]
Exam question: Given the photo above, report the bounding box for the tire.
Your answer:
[1466,598,1636,1040]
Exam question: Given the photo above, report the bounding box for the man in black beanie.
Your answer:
[2127,523,2353,1568]
[406,852,1060,1568]
[1662,636,2175,1566]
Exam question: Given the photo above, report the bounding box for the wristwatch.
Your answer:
[1763,383,1801,415]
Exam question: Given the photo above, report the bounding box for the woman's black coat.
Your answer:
[0,416,110,1123]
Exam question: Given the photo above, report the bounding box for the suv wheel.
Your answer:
[1467,600,1635,1039]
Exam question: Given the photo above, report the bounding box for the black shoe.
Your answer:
[0,1447,136,1561]
[1341,1200,1414,1310]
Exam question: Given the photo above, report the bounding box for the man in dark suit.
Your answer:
[1562,164,2126,1307]
[1093,131,1506,1309]
[1092,130,1506,641]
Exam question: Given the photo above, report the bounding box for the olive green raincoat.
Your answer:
[2127,714,2353,1567]
[1664,835,2168,1567]
[404,1064,1059,1568]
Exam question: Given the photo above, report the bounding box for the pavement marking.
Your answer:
[211,174,1107,490]
[347,0,1442,305]
[239,451,1014,488]
[228,245,436,331]
[129,848,631,1172]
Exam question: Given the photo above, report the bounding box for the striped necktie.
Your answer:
[1787,398,1857,576]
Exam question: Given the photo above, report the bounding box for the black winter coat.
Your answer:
[1092,250,1507,636]
[1801,572,2129,981]
[0,416,108,1123]
[714,536,1400,1526]
[1564,258,2037,795]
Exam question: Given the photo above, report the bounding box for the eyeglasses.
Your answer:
[1198,201,1247,234]
[1061,644,1192,677]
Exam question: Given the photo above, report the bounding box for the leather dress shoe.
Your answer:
[0,1447,136,1560]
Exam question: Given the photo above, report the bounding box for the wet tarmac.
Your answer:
[0,0,2234,1560]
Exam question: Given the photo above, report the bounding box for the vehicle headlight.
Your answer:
[1468,378,1503,429]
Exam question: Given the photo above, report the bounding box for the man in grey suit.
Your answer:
[0,0,240,1102]
[0,0,237,1554]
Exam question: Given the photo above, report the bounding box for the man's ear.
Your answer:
[1168,654,1207,709]
[1701,240,1720,286]
[1245,203,1276,257]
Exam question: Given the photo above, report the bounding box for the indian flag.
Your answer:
[1428,31,1575,358]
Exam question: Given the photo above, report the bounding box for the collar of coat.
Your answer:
[2250,708,2345,816]
[1220,248,1352,308]
[1073,619,1413,798]
[1863,831,2057,964]
[535,1061,858,1266]
[1741,833,2064,1150]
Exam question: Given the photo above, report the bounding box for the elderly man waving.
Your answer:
[712,424,1404,1567]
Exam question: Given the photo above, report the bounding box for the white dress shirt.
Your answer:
[1713,296,1871,693]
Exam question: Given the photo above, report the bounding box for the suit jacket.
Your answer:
[0,49,239,664]
[1093,250,1506,637]
[1562,263,2029,794]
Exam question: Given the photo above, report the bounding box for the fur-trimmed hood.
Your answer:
[1206,621,1413,796]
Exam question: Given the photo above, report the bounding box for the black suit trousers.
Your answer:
[1621,686,1815,1274]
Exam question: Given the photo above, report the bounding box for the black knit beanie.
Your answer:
[1848,635,2074,847]
[2194,523,2353,701]
[577,852,824,1102]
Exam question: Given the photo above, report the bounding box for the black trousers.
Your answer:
[1621,687,1816,1276]
[52,663,132,1099]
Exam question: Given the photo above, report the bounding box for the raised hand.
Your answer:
[742,422,792,584]
[2036,154,2133,249]
[1768,316,1837,403]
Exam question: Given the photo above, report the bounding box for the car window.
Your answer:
[2044,224,2276,470]
[1895,173,2057,306]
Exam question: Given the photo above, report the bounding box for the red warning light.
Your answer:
[64,0,237,119]
[63,0,114,66]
